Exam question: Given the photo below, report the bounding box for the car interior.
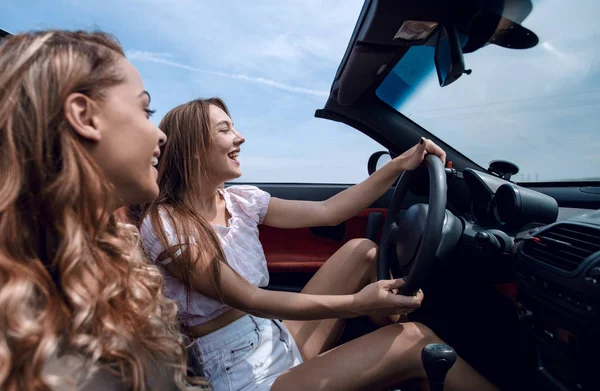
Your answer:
[2,1,599,390]
[245,1,598,390]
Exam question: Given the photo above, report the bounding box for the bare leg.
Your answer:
[273,322,498,391]
[284,238,377,360]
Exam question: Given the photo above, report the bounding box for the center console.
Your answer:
[515,211,600,391]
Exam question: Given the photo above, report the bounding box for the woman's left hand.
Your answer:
[394,137,447,172]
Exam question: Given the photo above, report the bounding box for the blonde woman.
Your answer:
[0,30,208,390]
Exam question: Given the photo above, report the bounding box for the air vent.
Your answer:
[521,223,600,271]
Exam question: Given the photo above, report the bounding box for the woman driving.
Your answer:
[139,97,498,391]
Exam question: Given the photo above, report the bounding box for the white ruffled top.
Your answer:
[140,185,271,327]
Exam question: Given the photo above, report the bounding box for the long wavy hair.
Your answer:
[139,99,230,306]
[0,30,208,390]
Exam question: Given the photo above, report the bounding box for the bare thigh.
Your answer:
[273,322,431,391]
[284,238,377,360]
[273,322,499,391]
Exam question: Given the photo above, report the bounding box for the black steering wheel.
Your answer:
[376,154,448,296]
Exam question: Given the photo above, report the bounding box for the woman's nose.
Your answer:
[234,131,245,146]
[158,128,167,146]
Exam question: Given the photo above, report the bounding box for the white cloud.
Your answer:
[127,51,198,71]
[257,35,305,62]
[112,0,363,81]
[127,50,329,98]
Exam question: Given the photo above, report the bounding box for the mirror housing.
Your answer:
[368,151,392,175]
[488,160,520,181]
[434,24,466,87]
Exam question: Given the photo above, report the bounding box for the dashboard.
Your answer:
[463,168,559,229]
[459,168,600,391]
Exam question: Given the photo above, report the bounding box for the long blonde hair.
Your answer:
[0,30,207,390]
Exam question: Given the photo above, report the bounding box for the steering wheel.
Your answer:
[376,154,448,296]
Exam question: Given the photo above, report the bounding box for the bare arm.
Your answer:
[160,246,422,321]
[262,138,446,229]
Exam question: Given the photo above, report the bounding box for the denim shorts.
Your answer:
[190,315,304,391]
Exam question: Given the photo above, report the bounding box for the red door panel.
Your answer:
[259,208,387,273]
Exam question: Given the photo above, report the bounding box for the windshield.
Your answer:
[376,0,600,183]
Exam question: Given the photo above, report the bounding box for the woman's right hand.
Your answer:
[173,242,424,321]
[352,278,424,317]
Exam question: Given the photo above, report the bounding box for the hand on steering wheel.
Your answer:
[377,142,449,297]
[353,278,424,317]
[395,137,447,172]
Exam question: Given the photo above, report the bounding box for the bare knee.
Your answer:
[385,322,442,377]
[343,238,378,265]
[400,322,439,344]
[380,321,433,339]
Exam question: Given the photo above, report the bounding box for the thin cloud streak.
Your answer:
[127,50,329,98]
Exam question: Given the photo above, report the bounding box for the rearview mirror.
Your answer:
[434,25,466,87]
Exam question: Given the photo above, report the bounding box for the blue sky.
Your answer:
[2,0,599,183]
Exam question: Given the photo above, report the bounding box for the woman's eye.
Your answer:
[145,108,156,118]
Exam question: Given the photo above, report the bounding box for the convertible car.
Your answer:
[235,1,597,391]
[2,1,598,390]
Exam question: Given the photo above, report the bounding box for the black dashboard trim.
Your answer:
[517,221,600,278]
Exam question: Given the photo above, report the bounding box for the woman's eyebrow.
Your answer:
[215,120,233,127]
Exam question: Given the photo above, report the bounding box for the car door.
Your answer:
[252,183,427,292]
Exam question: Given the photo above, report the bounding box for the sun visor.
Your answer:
[337,43,402,106]
[488,16,538,49]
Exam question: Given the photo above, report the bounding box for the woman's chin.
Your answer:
[228,165,243,179]
[227,171,243,182]
[211,166,243,183]
[134,184,160,205]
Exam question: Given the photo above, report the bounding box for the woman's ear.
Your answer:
[64,92,101,142]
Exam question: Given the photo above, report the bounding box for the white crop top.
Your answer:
[140,185,271,327]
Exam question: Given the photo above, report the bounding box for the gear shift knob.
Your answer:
[421,343,457,391]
